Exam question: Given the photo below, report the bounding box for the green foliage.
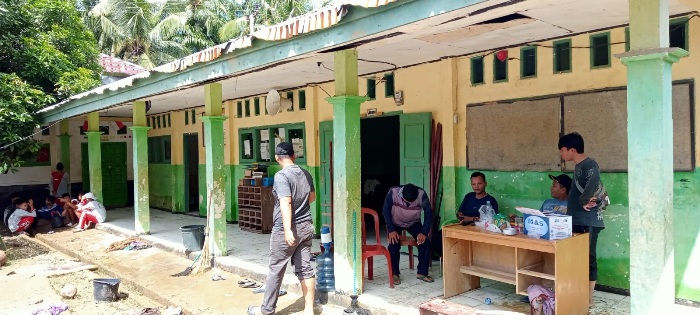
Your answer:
[0,74,53,174]
[0,0,101,173]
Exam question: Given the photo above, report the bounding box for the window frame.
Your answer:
[367,79,376,99]
[590,32,612,69]
[238,122,308,165]
[553,39,572,73]
[147,136,172,164]
[470,56,485,85]
[384,73,395,98]
[669,17,689,51]
[298,90,306,110]
[520,46,537,78]
[254,97,261,116]
[493,53,508,83]
[286,92,294,112]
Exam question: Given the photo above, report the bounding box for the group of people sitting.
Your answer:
[3,191,107,236]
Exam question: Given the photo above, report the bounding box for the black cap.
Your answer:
[275,142,294,156]
[548,174,572,193]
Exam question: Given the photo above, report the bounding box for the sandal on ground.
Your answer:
[416,274,434,283]
[247,306,262,315]
[237,279,252,285]
[392,275,401,285]
[240,281,258,288]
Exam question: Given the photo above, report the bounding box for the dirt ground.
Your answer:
[0,224,171,315]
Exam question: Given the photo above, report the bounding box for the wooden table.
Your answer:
[442,224,589,315]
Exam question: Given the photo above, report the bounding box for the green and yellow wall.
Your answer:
[144,15,700,301]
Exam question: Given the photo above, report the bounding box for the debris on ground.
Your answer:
[45,262,98,277]
[31,301,69,315]
[106,236,153,252]
[59,284,77,299]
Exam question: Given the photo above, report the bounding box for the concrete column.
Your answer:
[131,101,151,234]
[58,120,71,174]
[85,112,103,201]
[329,49,367,295]
[202,83,228,256]
[619,0,688,313]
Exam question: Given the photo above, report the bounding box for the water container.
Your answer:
[180,225,205,252]
[316,226,335,292]
[93,278,120,301]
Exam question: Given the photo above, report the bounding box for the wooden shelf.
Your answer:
[237,186,273,234]
[459,266,516,285]
[518,269,555,280]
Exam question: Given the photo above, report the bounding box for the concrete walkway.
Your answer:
[83,208,647,315]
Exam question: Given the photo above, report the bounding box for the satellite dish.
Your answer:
[265,90,292,116]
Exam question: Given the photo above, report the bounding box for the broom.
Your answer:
[190,191,214,275]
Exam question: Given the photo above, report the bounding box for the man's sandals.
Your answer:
[416,274,434,283]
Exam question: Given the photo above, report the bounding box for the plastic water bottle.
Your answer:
[316,226,335,292]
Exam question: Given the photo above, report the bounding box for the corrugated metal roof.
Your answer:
[99,54,146,75]
[37,0,402,115]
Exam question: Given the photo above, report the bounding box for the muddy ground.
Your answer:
[1,225,172,315]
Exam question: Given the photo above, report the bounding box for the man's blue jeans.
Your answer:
[388,222,431,277]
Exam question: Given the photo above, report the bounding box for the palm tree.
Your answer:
[85,0,199,68]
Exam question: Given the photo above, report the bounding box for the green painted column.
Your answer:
[131,100,150,234]
[619,1,688,313]
[329,49,368,295]
[85,112,102,201]
[202,83,228,256]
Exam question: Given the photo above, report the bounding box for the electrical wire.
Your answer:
[0,120,62,150]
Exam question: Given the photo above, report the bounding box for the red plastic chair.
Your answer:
[361,207,394,289]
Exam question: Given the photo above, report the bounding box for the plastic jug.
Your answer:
[316,226,335,292]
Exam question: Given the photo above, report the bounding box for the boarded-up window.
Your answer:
[467,97,562,171]
[467,82,694,172]
[563,82,693,171]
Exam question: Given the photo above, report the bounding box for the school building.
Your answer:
[4,0,698,312]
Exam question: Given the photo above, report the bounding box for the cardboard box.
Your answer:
[244,169,253,178]
[516,207,572,240]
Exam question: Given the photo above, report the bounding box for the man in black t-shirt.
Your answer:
[457,172,499,223]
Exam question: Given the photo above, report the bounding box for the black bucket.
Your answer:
[180,225,205,252]
[93,278,120,302]
[50,215,64,228]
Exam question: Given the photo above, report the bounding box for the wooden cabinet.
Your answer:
[442,225,589,315]
[237,186,274,234]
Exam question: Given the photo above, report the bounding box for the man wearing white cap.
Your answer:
[74,192,106,232]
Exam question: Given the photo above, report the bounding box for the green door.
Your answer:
[399,113,431,193]
[81,142,128,207]
[319,120,333,229]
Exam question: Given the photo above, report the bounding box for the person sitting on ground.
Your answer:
[3,192,20,228]
[7,198,37,236]
[63,191,86,222]
[540,174,572,215]
[36,195,64,225]
[458,172,499,223]
[382,183,434,284]
[59,193,79,227]
[74,192,106,232]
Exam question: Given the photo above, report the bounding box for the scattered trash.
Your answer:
[60,284,77,299]
[6,270,15,276]
[31,298,44,305]
[485,297,492,305]
[45,263,98,277]
[134,308,160,315]
[211,274,226,281]
[163,306,182,315]
[106,237,152,252]
[47,231,55,234]
[31,302,69,315]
